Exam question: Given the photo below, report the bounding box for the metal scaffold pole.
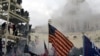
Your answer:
[27,22,29,45]
[0,0,30,55]
[4,0,10,55]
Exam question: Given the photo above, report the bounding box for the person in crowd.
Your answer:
[17,0,22,5]
[24,44,29,53]
[0,38,2,56]
[29,25,32,32]
[12,24,16,35]
[20,9,24,16]
[24,44,37,56]
[23,24,28,37]
[28,35,31,42]
[18,24,21,34]
[20,23,24,34]
[15,29,18,36]
[28,51,37,56]
[15,38,19,45]
[11,44,17,56]
[8,23,11,34]
[6,41,12,54]
[24,11,29,18]
[1,22,6,34]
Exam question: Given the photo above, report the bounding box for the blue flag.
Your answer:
[83,35,100,56]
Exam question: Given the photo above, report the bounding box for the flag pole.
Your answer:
[48,24,49,56]
[43,39,49,56]
[4,0,10,55]
[48,19,51,56]
[47,25,49,56]
[48,36,49,56]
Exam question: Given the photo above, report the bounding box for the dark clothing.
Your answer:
[1,22,6,30]
[0,38,2,56]
[29,25,32,32]
[28,51,37,56]
[15,30,18,36]
[14,45,17,54]
[8,23,12,33]
[17,0,22,4]
[12,25,16,35]
[1,22,6,34]
[24,44,37,56]
[7,41,12,54]
[20,9,24,16]
[12,25,16,31]
[7,45,12,54]
[8,24,10,34]
[24,44,29,53]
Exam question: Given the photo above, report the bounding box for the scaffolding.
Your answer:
[0,0,30,55]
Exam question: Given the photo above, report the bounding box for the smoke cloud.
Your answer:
[34,0,100,33]
[51,0,100,33]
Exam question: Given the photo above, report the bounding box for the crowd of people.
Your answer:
[0,37,37,56]
[0,37,18,56]
[0,22,33,56]
[1,22,32,36]
[2,0,29,19]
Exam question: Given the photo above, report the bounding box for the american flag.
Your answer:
[49,24,74,56]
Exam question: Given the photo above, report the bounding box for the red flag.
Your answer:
[49,24,74,56]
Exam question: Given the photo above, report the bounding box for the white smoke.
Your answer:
[51,0,100,33]
[34,0,100,33]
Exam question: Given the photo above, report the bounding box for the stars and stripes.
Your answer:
[49,24,74,56]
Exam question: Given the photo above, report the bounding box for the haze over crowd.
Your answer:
[35,0,100,33]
